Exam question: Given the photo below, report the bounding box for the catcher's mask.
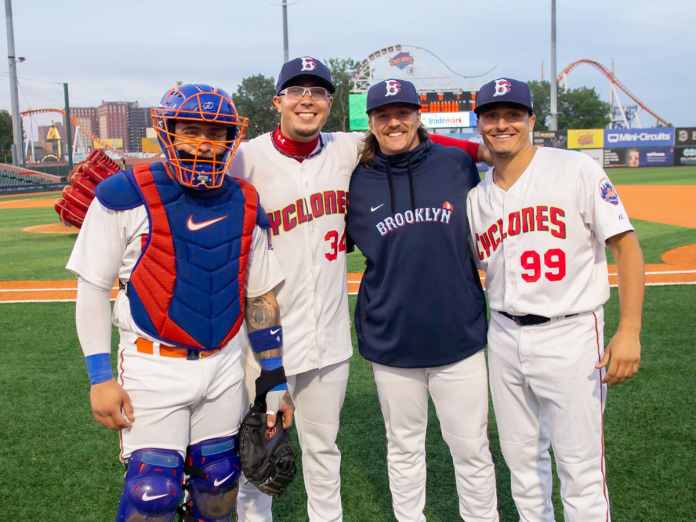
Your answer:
[152,83,248,190]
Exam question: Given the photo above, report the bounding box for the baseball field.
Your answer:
[2,165,695,520]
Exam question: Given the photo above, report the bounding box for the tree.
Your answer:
[324,58,360,132]
[528,81,551,131]
[559,86,611,131]
[232,75,278,139]
[527,81,610,132]
[0,110,13,163]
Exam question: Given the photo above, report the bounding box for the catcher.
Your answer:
[66,83,294,521]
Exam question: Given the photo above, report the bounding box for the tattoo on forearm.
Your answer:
[282,391,294,409]
[256,347,282,360]
[246,292,280,332]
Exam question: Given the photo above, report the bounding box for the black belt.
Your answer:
[499,311,578,326]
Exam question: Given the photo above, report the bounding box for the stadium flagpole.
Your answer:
[4,0,24,165]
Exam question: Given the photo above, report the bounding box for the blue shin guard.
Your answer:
[116,448,184,522]
[183,435,241,522]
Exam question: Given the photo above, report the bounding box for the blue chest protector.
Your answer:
[96,162,264,350]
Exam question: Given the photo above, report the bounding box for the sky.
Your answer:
[2,0,695,128]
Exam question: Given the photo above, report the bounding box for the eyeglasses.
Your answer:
[278,86,331,100]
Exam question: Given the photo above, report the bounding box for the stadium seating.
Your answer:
[0,164,64,193]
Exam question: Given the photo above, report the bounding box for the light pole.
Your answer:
[549,0,559,132]
[4,0,24,165]
[282,0,289,63]
[63,83,73,170]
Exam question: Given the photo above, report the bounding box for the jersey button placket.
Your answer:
[500,189,514,314]
[300,162,321,369]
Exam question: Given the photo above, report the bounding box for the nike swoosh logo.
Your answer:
[370,204,384,212]
[213,472,236,487]
[270,328,280,335]
[187,214,227,232]
[141,492,168,502]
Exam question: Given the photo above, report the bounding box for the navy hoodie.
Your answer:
[347,139,487,368]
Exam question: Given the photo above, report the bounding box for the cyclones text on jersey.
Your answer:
[266,189,348,236]
[475,204,567,260]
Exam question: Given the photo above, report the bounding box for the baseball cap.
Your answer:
[475,78,533,115]
[276,56,335,94]
[366,79,421,113]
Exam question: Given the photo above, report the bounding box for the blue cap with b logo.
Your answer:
[276,56,335,94]
[475,78,533,115]
[366,79,421,113]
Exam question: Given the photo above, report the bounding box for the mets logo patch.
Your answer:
[600,180,619,205]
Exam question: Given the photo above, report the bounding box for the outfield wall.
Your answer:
[565,127,696,168]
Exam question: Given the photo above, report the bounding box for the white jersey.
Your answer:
[66,198,283,354]
[466,147,633,316]
[230,131,363,375]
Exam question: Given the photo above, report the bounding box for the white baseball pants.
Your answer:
[237,356,350,522]
[488,309,610,522]
[116,338,245,460]
[371,350,499,522]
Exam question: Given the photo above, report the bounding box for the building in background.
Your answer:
[127,105,150,152]
[97,101,132,151]
[71,107,99,143]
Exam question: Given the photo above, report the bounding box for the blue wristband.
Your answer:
[260,356,283,371]
[248,326,282,353]
[85,353,113,385]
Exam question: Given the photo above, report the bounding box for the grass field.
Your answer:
[1,165,695,520]
[2,288,695,520]
[605,165,696,185]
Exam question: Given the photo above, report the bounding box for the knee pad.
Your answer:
[116,448,184,522]
[185,435,241,521]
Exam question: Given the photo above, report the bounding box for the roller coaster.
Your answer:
[20,108,97,163]
[353,46,668,128]
[557,59,670,128]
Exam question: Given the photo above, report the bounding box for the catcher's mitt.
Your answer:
[239,400,296,496]
[54,149,121,228]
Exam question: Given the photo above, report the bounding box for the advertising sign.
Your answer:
[604,128,675,148]
[349,93,368,131]
[674,146,696,166]
[389,51,415,70]
[141,138,160,153]
[567,129,604,149]
[675,127,696,147]
[421,111,474,129]
[604,148,629,168]
[580,149,604,167]
[533,131,559,147]
[639,147,674,166]
[604,147,673,168]
[93,138,124,150]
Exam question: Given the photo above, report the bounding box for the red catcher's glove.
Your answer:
[54,150,121,228]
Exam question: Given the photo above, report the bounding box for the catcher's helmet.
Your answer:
[151,83,248,190]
